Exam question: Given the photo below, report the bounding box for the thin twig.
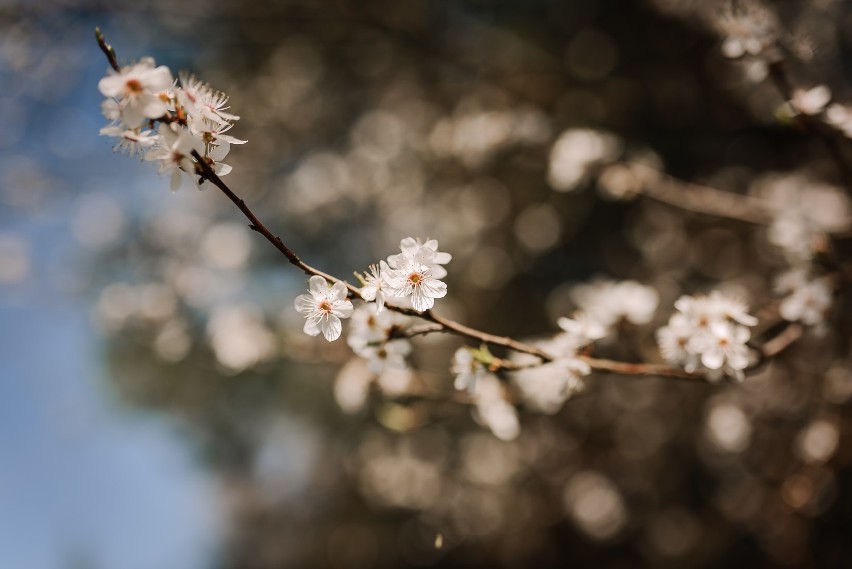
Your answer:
[760,322,804,359]
[629,162,775,225]
[95,28,120,73]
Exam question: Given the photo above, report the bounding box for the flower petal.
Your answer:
[309,275,329,295]
[319,315,342,341]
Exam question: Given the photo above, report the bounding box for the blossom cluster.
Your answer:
[446,311,601,441]
[359,237,450,313]
[657,292,758,382]
[292,237,449,345]
[98,58,245,191]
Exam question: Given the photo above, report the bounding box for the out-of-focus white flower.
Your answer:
[656,313,696,372]
[144,124,203,192]
[357,339,411,374]
[689,321,751,375]
[99,126,159,155]
[775,268,832,327]
[825,103,852,138]
[557,311,608,343]
[791,85,831,116]
[347,304,411,372]
[451,347,489,393]
[657,292,757,381]
[472,374,519,441]
[674,291,758,327]
[512,356,590,414]
[569,279,659,334]
[716,4,777,60]
[509,336,590,414]
[548,129,621,191]
[755,175,851,261]
[98,58,173,128]
[294,275,353,341]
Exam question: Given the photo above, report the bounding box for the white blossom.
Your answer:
[472,374,520,441]
[177,72,239,126]
[451,348,489,393]
[825,103,852,138]
[510,337,590,414]
[357,339,411,374]
[359,262,390,312]
[569,279,659,333]
[775,268,832,327]
[548,129,621,191]
[557,311,608,343]
[294,276,353,341]
[144,125,202,192]
[383,255,447,312]
[716,4,777,60]
[99,125,158,156]
[347,304,410,371]
[791,85,831,116]
[755,175,851,261]
[657,292,757,381]
[387,237,452,279]
[98,58,173,128]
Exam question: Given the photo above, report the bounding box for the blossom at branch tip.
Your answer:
[98,57,173,129]
[294,276,353,341]
[98,55,246,190]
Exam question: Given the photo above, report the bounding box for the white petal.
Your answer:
[144,66,174,91]
[332,299,354,319]
[361,285,377,302]
[329,281,348,301]
[303,318,321,336]
[410,289,435,312]
[701,350,724,370]
[433,252,452,264]
[309,275,329,295]
[319,315,343,341]
[140,95,168,121]
[169,169,183,192]
[294,293,316,314]
[420,278,447,299]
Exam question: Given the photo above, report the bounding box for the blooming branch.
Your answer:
[93,27,836,442]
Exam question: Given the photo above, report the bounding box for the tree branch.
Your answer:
[96,29,814,387]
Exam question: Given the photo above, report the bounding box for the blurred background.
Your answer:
[2,0,852,567]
